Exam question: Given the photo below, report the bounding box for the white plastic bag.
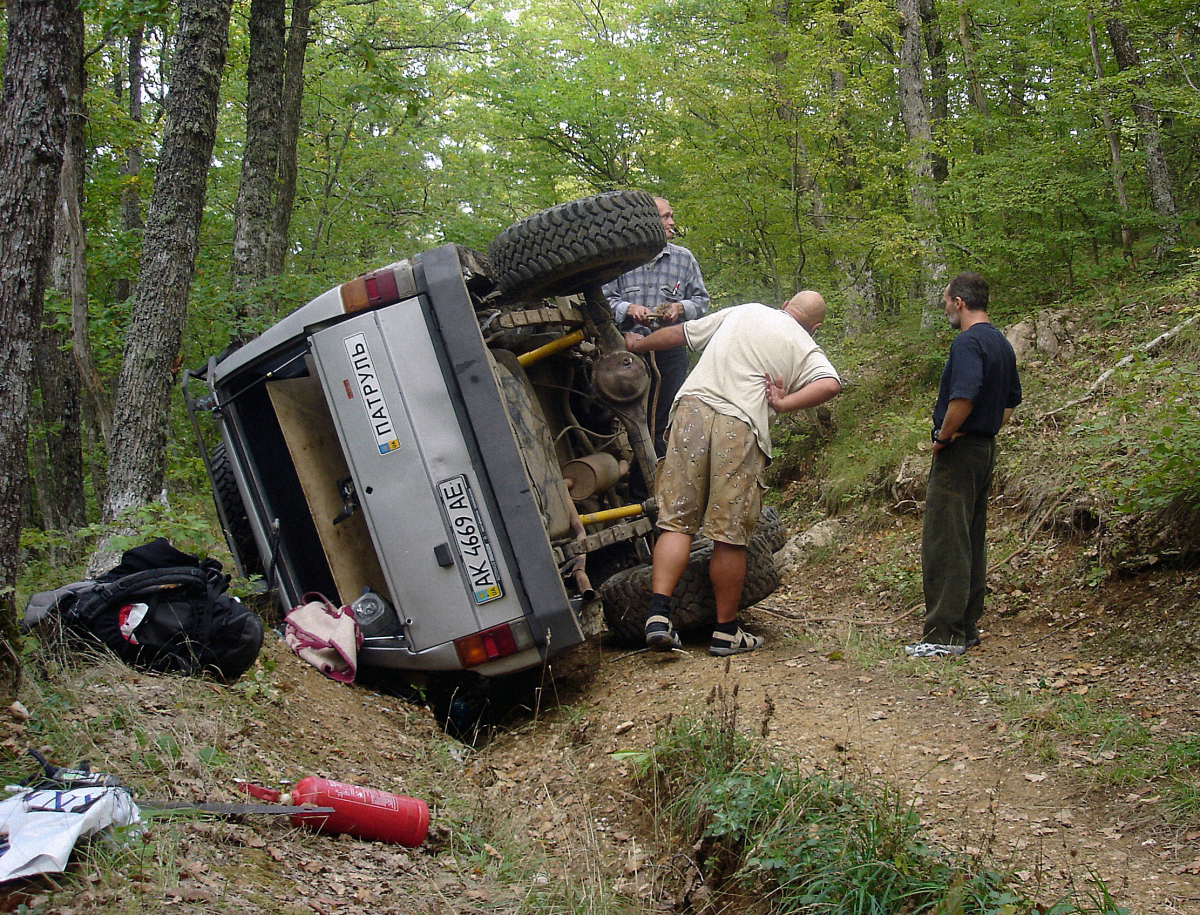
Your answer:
[0,786,140,881]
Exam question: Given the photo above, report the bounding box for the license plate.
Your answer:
[437,475,503,604]
[343,332,400,455]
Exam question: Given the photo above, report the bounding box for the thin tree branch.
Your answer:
[1043,314,1198,418]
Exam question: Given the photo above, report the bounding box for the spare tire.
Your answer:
[488,190,666,299]
[755,505,788,552]
[599,516,784,646]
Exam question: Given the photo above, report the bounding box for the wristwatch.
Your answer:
[931,428,951,445]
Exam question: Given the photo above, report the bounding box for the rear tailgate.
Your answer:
[307,245,583,664]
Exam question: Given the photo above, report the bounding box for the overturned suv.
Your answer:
[185,191,784,700]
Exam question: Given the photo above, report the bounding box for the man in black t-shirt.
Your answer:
[906,272,1022,659]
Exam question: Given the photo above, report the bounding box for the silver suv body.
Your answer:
[185,192,782,693]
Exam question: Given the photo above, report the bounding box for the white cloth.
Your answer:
[679,303,840,458]
[0,786,140,881]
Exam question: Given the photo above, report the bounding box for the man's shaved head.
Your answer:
[784,290,826,334]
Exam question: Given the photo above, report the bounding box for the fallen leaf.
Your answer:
[240,832,266,848]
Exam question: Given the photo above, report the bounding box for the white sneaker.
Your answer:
[904,642,966,658]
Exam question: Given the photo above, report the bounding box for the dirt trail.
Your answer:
[27,512,1200,915]
[477,512,1200,915]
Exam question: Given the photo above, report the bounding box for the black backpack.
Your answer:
[23,538,264,683]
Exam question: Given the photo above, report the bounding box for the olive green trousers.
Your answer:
[921,436,996,646]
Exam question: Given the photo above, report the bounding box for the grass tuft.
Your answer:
[637,685,1128,915]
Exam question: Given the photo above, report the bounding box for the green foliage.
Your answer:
[1113,378,1200,515]
[17,497,230,605]
[857,531,922,609]
[131,729,182,773]
[23,0,1200,581]
[1004,692,1150,764]
[993,687,1200,825]
[1063,320,1200,519]
[771,314,947,514]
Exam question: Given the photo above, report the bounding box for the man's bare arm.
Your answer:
[625,325,687,353]
[932,397,974,454]
[765,375,842,414]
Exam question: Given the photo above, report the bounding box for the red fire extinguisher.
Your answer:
[237,777,429,847]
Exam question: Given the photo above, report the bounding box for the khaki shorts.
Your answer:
[654,396,766,546]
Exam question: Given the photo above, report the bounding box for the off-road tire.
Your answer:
[488,190,666,299]
[755,505,787,552]
[426,667,545,745]
[691,505,786,554]
[211,442,264,578]
[599,519,784,645]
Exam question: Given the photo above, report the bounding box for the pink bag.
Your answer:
[284,592,362,683]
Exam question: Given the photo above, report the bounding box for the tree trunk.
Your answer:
[28,395,51,531]
[98,0,233,568]
[82,397,107,507]
[232,0,286,293]
[896,0,947,325]
[267,0,315,276]
[40,9,88,535]
[835,4,877,332]
[1104,0,1180,259]
[919,0,948,183]
[956,2,989,117]
[35,327,86,532]
[1088,13,1133,259]
[115,27,145,304]
[0,0,75,699]
[72,28,137,456]
[70,143,114,452]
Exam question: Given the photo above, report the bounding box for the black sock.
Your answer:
[649,593,671,619]
[714,620,738,635]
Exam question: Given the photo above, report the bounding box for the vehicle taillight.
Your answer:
[453,620,535,668]
[341,267,401,313]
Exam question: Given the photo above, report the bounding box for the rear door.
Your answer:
[309,304,511,651]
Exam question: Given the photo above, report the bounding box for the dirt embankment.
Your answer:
[478,507,1200,914]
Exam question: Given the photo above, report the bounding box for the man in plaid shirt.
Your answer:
[603,197,710,489]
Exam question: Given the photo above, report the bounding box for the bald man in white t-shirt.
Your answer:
[624,291,842,656]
